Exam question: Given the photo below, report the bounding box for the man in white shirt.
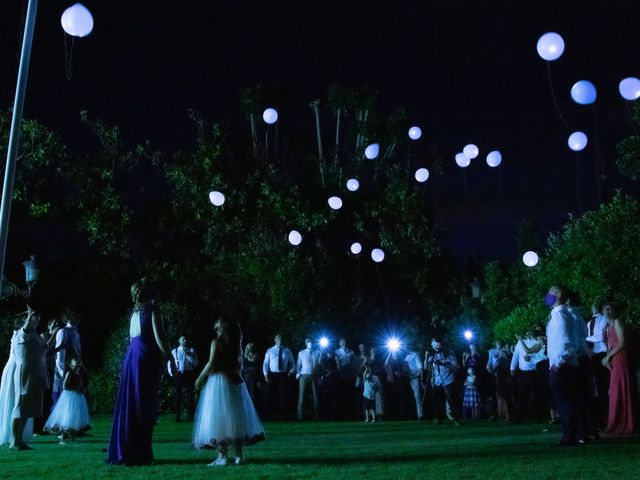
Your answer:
[586,302,609,428]
[296,338,319,421]
[404,346,424,420]
[168,335,199,421]
[545,285,579,446]
[510,332,541,422]
[263,333,295,420]
[334,338,356,419]
[52,309,81,406]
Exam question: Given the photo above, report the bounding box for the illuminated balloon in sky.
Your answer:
[522,251,539,267]
[61,3,94,37]
[619,77,640,101]
[571,80,597,105]
[371,248,385,263]
[346,178,360,192]
[568,131,588,152]
[455,152,471,168]
[288,230,302,246]
[414,168,429,183]
[350,242,362,255]
[536,32,565,61]
[408,126,422,140]
[364,143,380,160]
[328,196,343,210]
[486,150,502,167]
[262,108,278,124]
[208,191,225,206]
[463,144,479,159]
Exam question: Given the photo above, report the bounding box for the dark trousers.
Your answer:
[549,365,579,444]
[336,376,356,420]
[174,371,195,420]
[516,370,542,421]
[266,372,289,420]
[433,383,460,421]
[591,352,610,429]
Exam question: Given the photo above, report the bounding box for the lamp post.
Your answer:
[0,0,39,288]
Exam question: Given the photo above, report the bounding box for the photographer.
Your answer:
[424,336,461,425]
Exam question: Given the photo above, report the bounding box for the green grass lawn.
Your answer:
[1,415,639,479]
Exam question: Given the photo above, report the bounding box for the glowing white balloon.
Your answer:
[364,143,380,160]
[568,131,588,152]
[571,80,597,105]
[463,144,479,159]
[408,126,422,140]
[414,167,429,183]
[346,178,360,192]
[486,150,502,167]
[208,191,225,206]
[288,230,302,246]
[536,32,565,61]
[350,242,362,255]
[455,152,471,168]
[522,251,539,267]
[619,77,640,101]
[328,196,343,210]
[371,248,385,263]
[61,3,94,38]
[262,108,278,124]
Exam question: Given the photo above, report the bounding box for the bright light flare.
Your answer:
[386,337,401,353]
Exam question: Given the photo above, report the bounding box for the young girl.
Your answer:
[193,318,264,466]
[362,366,377,423]
[463,367,480,420]
[44,358,91,444]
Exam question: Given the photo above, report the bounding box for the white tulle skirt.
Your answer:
[192,373,265,448]
[0,356,32,445]
[44,390,91,433]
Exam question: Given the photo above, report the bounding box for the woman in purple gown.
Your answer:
[108,280,175,465]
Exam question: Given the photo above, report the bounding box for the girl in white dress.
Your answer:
[44,358,90,443]
[193,318,264,466]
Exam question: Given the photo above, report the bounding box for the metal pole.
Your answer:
[0,0,39,286]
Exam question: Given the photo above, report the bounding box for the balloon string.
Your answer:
[546,62,569,130]
[64,33,74,81]
[592,105,603,202]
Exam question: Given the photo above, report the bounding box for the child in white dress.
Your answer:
[44,358,90,443]
[193,318,264,466]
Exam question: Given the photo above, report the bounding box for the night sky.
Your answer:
[1,0,639,260]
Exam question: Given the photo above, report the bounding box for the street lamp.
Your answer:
[0,2,93,287]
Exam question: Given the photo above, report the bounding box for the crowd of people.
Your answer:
[0,281,638,466]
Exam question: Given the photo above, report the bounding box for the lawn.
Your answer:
[1,415,639,480]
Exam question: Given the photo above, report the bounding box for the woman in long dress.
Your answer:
[107,280,175,465]
[10,306,49,450]
[602,303,635,435]
[0,317,34,446]
[193,318,264,466]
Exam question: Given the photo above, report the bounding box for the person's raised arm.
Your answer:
[195,340,217,390]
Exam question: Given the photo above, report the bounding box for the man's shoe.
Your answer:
[234,456,245,465]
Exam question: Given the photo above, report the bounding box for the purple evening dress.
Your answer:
[108,306,162,465]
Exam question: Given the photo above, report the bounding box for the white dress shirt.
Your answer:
[263,345,295,376]
[546,305,578,368]
[510,339,539,372]
[168,346,199,375]
[334,348,354,368]
[404,351,423,377]
[296,348,318,376]
[586,313,607,354]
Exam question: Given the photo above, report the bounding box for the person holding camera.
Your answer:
[424,336,461,425]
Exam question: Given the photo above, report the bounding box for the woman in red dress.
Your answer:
[602,303,634,435]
